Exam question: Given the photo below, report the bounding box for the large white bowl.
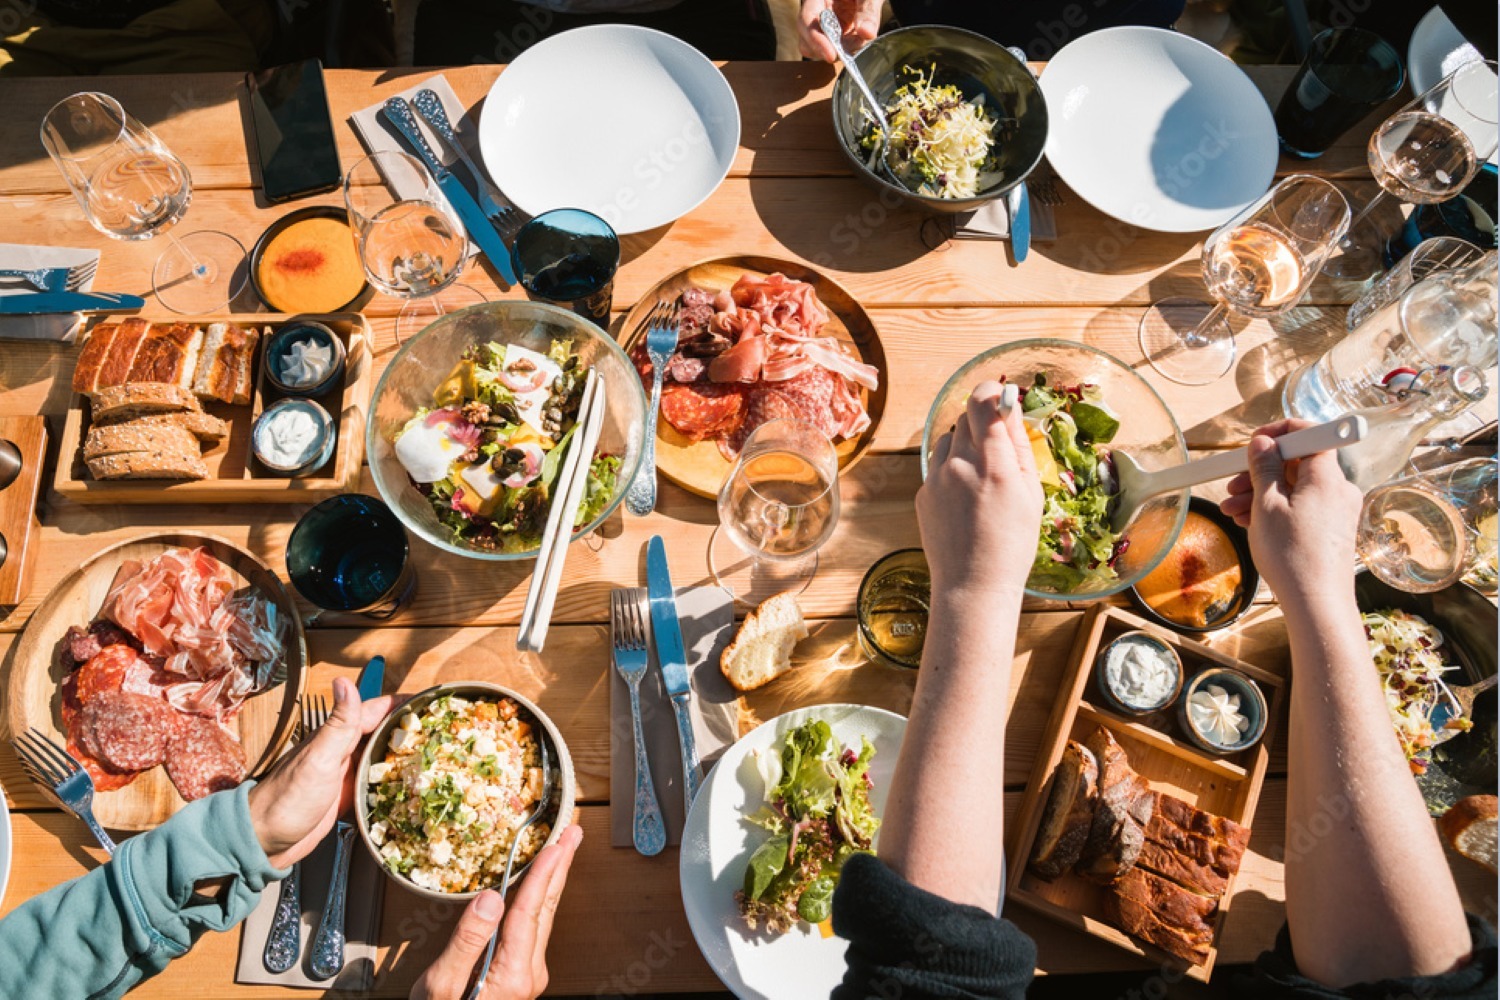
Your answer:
[478,24,740,235]
[1040,26,1278,233]
[680,704,906,1000]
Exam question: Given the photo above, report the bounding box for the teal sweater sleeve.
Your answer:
[0,781,287,1000]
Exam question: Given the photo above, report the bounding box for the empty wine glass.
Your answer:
[343,151,484,344]
[1327,60,1500,280]
[1139,174,1350,385]
[1356,477,1468,593]
[710,418,841,605]
[41,91,246,314]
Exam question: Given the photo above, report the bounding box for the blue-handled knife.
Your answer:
[1006,181,1031,264]
[357,655,385,702]
[379,98,517,287]
[645,536,701,814]
[0,291,144,315]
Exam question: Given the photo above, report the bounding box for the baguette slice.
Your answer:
[1137,792,1251,897]
[94,317,151,390]
[89,382,201,422]
[192,323,260,405]
[126,321,204,392]
[720,592,809,692]
[87,446,208,481]
[1077,726,1156,884]
[85,422,199,461]
[72,321,122,394]
[1106,867,1217,965]
[95,411,228,444]
[1029,741,1099,880]
[1441,794,1498,874]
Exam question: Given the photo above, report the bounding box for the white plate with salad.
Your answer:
[680,704,905,1000]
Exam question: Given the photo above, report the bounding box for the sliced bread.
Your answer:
[95,411,228,444]
[93,317,151,390]
[89,382,200,422]
[125,321,205,392]
[1077,726,1156,884]
[1106,867,1217,965]
[720,592,809,692]
[1029,740,1100,880]
[1441,794,1498,874]
[72,321,122,394]
[85,421,199,461]
[86,445,208,481]
[192,322,260,405]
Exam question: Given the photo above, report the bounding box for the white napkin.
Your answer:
[0,243,102,342]
[952,196,1058,242]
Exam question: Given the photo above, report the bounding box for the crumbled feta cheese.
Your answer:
[430,839,454,865]
[368,761,393,783]
[370,821,388,846]
[389,728,417,753]
[381,842,401,862]
[473,735,497,759]
[400,712,421,732]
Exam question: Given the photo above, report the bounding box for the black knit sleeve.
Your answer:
[831,853,1036,1000]
[1235,914,1497,999]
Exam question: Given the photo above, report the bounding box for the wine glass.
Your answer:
[1139,174,1350,386]
[1356,477,1468,593]
[710,418,841,605]
[1327,60,1500,280]
[41,92,246,314]
[343,151,484,344]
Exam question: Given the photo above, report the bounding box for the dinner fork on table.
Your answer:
[612,588,666,856]
[262,695,329,974]
[10,727,116,856]
[0,259,97,292]
[624,301,682,517]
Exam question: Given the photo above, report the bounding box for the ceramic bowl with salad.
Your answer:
[830,25,1049,213]
[922,340,1190,601]
[366,301,648,561]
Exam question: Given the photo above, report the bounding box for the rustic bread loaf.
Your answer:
[86,444,208,481]
[720,591,808,692]
[125,321,205,391]
[92,317,152,391]
[1076,726,1155,884]
[1136,791,1251,896]
[89,382,200,422]
[1105,867,1217,965]
[85,422,199,461]
[192,322,260,405]
[1030,740,1100,880]
[1441,794,1498,874]
[96,411,229,444]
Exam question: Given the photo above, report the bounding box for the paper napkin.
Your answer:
[608,586,739,847]
[0,244,102,342]
[951,195,1058,242]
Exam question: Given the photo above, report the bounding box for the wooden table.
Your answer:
[0,63,1492,998]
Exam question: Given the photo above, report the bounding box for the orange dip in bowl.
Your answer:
[256,216,366,313]
[1134,510,1244,628]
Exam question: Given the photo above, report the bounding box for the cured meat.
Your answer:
[720,387,802,460]
[65,734,139,792]
[71,644,140,705]
[661,382,749,441]
[60,621,138,669]
[165,715,247,801]
[76,691,176,772]
[666,355,707,383]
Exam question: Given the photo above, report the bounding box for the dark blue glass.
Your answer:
[1275,28,1404,159]
[286,494,416,618]
[1385,162,1498,267]
[510,209,620,327]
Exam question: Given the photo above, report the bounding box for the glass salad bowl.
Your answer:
[366,301,648,561]
[921,339,1190,601]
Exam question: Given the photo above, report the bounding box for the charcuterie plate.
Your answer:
[7,533,306,831]
[619,255,888,500]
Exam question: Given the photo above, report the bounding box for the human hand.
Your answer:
[409,824,584,1000]
[1219,419,1362,605]
[798,0,882,62]
[917,381,1044,601]
[247,677,393,870]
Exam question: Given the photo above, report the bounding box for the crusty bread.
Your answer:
[1441,794,1498,874]
[86,443,208,481]
[96,411,228,444]
[94,317,151,390]
[1030,741,1099,880]
[1077,727,1155,884]
[85,421,199,461]
[72,321,122,394]
[1106,867,1217,965]
[1136,792,1251,896]
[720,592,808,692]
[192,322,259,405]
[89,382,200,422]
[125,321,204,392]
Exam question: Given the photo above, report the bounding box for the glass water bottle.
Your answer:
[1336,365,1489,493]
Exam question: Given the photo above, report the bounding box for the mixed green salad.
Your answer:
[737,719,880,935]
[861,64,998,200]
[1020,375,1125,592]
[1364,608,1468,774]
[393,340,619,553]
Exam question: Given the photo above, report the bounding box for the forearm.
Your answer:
[1281,589,1470,986]
[878,587,1022,911]
[0,782,286,1000]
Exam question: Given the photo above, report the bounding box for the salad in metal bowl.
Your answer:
[1364,608,1468,774]
[391,339,620,554]
[861,64,998,200]
[738,719,880,935]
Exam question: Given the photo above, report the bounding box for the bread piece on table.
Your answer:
[85,421,200,461]
[89,382,200,422]
[1077,726,1156,884]
[192,322,260,405]
[1029,740,1099,880]
[1441,794,1498,874]
[1136,792,1251,897]
[96,411,228,444]
[125,322,204,392]
[720,592,808,692]
[1106,867,1217,965]
[72,321,122,394]
[93,317,152,390]
[86,444,208,481]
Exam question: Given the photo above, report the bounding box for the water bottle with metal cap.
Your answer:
[1336,365,1490,493]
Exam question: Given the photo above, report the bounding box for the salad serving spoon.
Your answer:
[1108,415,1367,533]
[819,10,892,176]
[1432,673,1499,747]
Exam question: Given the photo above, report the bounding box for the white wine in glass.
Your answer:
[1357,481,1468,593]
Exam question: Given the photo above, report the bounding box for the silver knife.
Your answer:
[308,820,356,980]
[379,98,518,287]
[1006,181,1031,264]
[644,535,701,814]
[357,655,385,702]
[0,291,144,315]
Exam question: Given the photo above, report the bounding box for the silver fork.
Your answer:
[625,301,681,517]
[263,695,329,975]
[0,259,97,292]
[612,588,666,856]
[11,727,116,856]
[411,89,518,235]
[1031,174,1064,207]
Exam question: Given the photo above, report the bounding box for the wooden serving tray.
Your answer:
[1007,606,1285,982]
[0,415,46,609]
[53,313,372,504]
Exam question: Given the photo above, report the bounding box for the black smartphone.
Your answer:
[246,60,342,204]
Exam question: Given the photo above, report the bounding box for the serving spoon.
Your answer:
[1431,673,1498,747]
[820,10,890,175]
[1109,415,1367,533]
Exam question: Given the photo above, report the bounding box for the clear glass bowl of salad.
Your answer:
[366,301,648,561]
[921,339,1190,601]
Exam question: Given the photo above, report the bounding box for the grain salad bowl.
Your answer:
[355,682,575,902]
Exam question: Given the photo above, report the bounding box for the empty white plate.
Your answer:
[478,25,740,235]
[1040,27,1278,233]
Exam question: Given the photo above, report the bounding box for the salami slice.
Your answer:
[65,734,139,792]
[71,644,138,704]
[165,715,247,801]
[661,381,749,440]
[766,368,840,439]
[719,386,801,460]
[75,690,176,772]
